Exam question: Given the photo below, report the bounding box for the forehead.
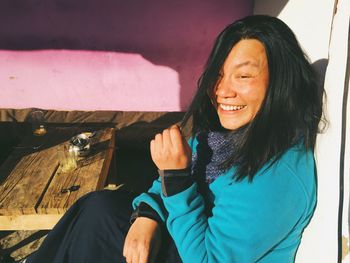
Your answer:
[223,39,268,70]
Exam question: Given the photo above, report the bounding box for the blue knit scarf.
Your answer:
[191,128,246,184]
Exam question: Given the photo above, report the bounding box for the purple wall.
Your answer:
[0,0,253,111]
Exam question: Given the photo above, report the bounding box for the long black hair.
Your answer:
[180,15,325,181]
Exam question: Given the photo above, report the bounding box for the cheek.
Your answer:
[254,87,267,105]
[242,84,267,110]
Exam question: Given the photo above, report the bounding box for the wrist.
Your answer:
[158,167,193,197]
[130,202,163,225]
[134,216,160,226]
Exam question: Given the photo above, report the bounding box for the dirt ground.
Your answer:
[0,230,48,262]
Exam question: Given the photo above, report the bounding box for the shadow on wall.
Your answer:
[312,58,329,90]
[0,0,253,110]
[253,0,289,17]
[312,58,329,134]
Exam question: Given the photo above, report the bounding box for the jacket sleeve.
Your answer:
[160,161,314,263]
[132,176,168,222]
[132,137,198,222]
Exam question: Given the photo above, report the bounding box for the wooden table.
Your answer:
[0,125,115,230]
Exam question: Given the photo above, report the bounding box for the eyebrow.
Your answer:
[233,61,260,69]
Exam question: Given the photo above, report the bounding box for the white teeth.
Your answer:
[219,104,245,111]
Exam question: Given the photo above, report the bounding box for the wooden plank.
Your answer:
[65,128,114,210]
[37,150,105,214]
[0,126,78,216]
[0,150,40,205]
[0,126,115,230]
[97,128,115,189]
[0,146,59,215]
[37,128,115,214]
[0,214,63,230]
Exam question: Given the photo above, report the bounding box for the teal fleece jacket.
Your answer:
[132,138,317,263]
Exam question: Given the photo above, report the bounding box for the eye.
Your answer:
[238,75,251,79]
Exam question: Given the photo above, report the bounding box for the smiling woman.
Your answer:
[214,39,269,131]
[25,15,325,263]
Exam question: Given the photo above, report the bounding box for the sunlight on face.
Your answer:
[214,39,269,130]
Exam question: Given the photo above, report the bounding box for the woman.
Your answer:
[26,15,324,263]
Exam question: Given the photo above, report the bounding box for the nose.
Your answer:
[215,77,237,99]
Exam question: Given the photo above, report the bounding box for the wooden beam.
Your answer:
[0,214,63,230]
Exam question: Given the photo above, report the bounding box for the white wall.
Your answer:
[254,0,333,63]
[254,0,350,262]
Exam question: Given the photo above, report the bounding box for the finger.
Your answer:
[125,241,135,263]
[170,125,191,151]
[124,237,135,263]
[150,139,155,159]
[169,125,185,151]
[123,247,128,261]
[125,250,131,263]
[123,248,130,263]
[126,250,132,263]
[124,243,132,263]
[123,236,129,259]
[154,133,163,151]
[162,128,173,149]
[139,245,150,263]
[131,247,139,263]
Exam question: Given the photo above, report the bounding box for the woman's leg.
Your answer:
[26,188,183,263]
[157,236,183,263]
[26,189,137,263]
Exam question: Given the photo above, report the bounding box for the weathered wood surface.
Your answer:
[0,214,63,230]
[37,128,115,214]
[0,126,115,230]
[0,144,59,216]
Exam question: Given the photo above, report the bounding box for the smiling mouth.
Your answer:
[219,104,246,111]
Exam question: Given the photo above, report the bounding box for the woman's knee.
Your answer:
[76,189,135,221]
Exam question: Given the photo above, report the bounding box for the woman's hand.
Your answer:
[123,217,161,263]
[150,125,192,170]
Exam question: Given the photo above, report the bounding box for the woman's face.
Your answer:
[214,39,269,131]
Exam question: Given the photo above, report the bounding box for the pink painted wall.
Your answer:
[0,0,253,111]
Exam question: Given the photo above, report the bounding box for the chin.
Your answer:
[219,120,245,131]
[221,123,245,131]
[217,108,251,131]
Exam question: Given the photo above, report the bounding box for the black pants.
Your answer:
[26,189,182,263]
